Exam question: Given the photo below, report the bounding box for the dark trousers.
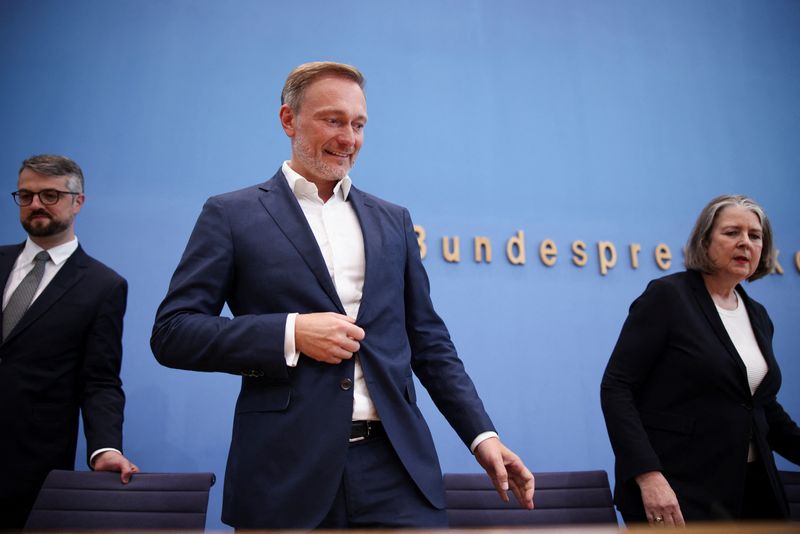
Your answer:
[741,460,784,520]
[0,492,37,531]
[316,434,447,529]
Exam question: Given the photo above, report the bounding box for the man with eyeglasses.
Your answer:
[0,154,137,530]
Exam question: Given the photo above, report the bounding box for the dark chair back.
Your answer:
[444,470,617,527]
[780,470,800,521]
[24,470,215,531]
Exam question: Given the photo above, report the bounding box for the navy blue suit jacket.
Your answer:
[601,270,800,520]
[0,243,127,528]
[151,169,494,529]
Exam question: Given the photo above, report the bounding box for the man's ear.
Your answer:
[279,104,296,137]
[72,193,85,215]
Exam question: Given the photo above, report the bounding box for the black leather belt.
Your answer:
[349,420,384,443]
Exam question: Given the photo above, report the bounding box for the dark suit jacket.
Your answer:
[151,169,494,529]
[601,270,800,520]
[0,243,127,527]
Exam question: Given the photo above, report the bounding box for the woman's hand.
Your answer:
[635,471,685,526]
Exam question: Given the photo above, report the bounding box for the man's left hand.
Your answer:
[93,450,139,483]
[474,437,534,509]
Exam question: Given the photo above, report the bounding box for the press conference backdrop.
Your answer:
[1,1,798,529]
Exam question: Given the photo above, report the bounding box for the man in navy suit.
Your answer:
[0,155,137,530]
[152,61,534,529]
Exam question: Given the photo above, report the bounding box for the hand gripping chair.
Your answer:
[444,470,617,527]
[24,470,215,531]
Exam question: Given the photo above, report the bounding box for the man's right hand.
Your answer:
[295,312,365,364]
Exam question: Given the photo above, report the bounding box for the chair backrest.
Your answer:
[444,470,617,527]
[780,470,800,521]
[24,470,216,531]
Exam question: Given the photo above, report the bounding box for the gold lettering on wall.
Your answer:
[773,250,784,275]
[539,239,557,267]
[414,225,798,278]
[474,237,492,263]
[506,230,526,265]
[598,241,617,275]
[414,225,427,259]
[571,240,588,267]
[655,243,672,270]
[442,236,461,263]
[629,243,641,269]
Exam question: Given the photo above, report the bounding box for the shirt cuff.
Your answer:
[89,448,122,468]
[470,431,499,453]
[284,313,300,367]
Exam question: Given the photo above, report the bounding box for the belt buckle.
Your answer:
[348,421,370,443]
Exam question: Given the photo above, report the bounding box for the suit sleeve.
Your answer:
[150,197,289,379]
[765,400,800,465]
[81,276,127,465]
[600,279,676,483]
[400,208,495,447]
[757,311,800,464]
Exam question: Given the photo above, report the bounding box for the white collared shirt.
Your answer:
[2,237,78,309]
[281,161,378,421]
[279,162,497,452]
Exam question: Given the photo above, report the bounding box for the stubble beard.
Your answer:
[294,134,352,183]
[22,212,71,237]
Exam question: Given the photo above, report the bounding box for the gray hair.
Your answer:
[281,61,365,111]
[685,194,775,282]
[19,154,84,193]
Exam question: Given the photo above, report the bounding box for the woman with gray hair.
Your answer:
[601,195,800,526]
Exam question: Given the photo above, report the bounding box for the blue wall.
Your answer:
[1,1,798,529]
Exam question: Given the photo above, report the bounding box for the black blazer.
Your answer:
[0,243,127,525]
[601,270,800,520]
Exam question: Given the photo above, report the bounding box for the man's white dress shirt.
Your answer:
[280,162,496,451]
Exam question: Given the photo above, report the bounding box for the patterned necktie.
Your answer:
[2,251,51,340]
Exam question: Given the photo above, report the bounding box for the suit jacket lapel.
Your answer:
[257,171,345,313]
[348,186,382,322]
[2,245,88,345]
[687,270,750,388]
[738,285,779,398]
[0,243,25,331]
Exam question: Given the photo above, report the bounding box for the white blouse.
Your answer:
[715,290,769,462]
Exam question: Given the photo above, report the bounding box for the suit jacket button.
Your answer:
[340,378,353,390]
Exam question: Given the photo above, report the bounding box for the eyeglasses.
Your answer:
[11,189,80,207]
